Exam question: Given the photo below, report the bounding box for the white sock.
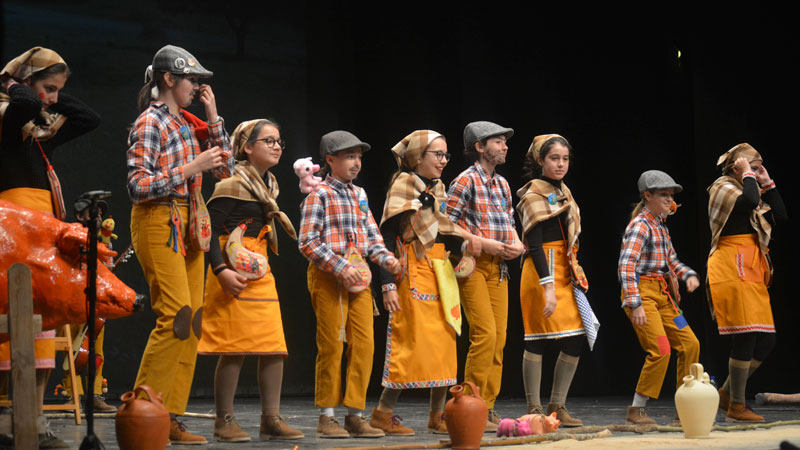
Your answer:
[632,392,648,408]
[320,407,334,417]
[347,407,362,417]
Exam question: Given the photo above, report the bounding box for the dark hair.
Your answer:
[463,137,486,162]
[136,71,183,113]
[236,119,281,161]
[521,136,574,182]
[29,63,70,82]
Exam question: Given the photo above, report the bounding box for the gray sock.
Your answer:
[522,350,543,410]
[550,352,579,405]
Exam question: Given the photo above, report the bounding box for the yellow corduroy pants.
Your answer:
[62,325,106,396]
[130,203,204,415]
[307,263,374,411]
[624,277,699,399]
[458,254,508,410]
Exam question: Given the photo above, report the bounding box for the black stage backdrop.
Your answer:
[2,2,797,401]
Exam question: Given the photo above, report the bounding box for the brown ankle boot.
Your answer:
[345,414,385,438]
[427,411,447,434]
[625,406,656,425]
[484,409,500,433]
[718,388,730,411]
[172,418,208,444]
[368,407,414,436]
[317,415,349,438]
[547,403,583,427]
[259,415,303,440]
[727,402,765,423]
[213,414,250,443]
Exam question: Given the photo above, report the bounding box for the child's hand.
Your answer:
[631,305,647,326]
[542,283,557,318]
[685,275,699,293]
[382,290,401,312]
[217,269,247,297]
[503,239,525,260]
[385,256,401,274]
[341,266,362,286]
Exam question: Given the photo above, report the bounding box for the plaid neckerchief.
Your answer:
[446,162,515,244]
[126,102,233,204]
[380,172,459,250]
[298,176,392,275]
[618,207,696,308]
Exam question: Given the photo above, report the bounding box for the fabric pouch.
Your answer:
[432,258,461,336]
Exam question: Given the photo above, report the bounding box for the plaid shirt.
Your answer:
[298,176,392,275]
[126,102,233,204]
[446,162,515,244]
[618,207,696,308]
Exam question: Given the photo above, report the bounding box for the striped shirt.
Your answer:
[446,162,515,244]
[298,176,392,275]
[126,102,233,203]
[618,207,696,308]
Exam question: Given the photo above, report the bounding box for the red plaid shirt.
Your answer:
[126,102,233,203]
[298,176,392,275]
[446,162,516,244]
[618,207,696,308]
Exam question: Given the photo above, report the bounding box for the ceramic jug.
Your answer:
[115,384,170,450]
[445,381,487,449]
[674,363,719,438]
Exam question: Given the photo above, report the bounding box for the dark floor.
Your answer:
[37,395,800,449]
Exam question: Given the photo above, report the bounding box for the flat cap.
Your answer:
[463,121,514,150]
[152,45,213,77]
[319,130,371,158]
[637,170,683,194]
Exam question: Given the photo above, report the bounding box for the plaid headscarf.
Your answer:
[381,172,459,250]
[208,160,297,254]
[516,179,581,250]
[707,175,772,257]
[231,119,264,160]
[391,129,443,169]
[526,133,565,160]
[716,143,762,175]
[0,47,68,142]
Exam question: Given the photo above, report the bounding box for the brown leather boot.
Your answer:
[172,418,209,445]
[626,406,656,425]
[213,414,250,443]
[345,414,385,438]
[317,415,349,438]
[718,387,730,411]
[427,411,447,434]
[484,409,500,433]
[547,403,583,427]
[259,415,303,440]
[527,404,546,415]
[93,395,117,413]
[368,407,414,436]
[727,402,765,423]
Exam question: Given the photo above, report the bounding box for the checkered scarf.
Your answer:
[381,172,459,249]
[716,143,762,175]
[516,179,581,249]
[707,175,772,256]
[0,47,69,142]
[231,119,261,160]
[208,161,297,254]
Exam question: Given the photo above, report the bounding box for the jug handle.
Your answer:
[130,384,164,405]
[462,381,482,399]
[689,363,704,381]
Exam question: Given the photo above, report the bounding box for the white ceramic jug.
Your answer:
[674,363,719,438]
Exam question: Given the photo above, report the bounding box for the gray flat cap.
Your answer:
[637,170,683,194]
[463,121,514,150]
[152,45,213,78]
[319,130,371,158]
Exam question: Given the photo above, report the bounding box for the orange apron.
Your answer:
[382,243,457,388]
[521,240,584,340]
[0,188,57,370]
[708,234,774,335]
[198,234,287,355]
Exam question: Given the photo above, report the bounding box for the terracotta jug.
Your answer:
[445,381,487,449]
[674,363,719,438]
[115,385,170,450]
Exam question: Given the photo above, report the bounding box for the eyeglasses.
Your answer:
[254,137,286,149]
[424,151,451,161]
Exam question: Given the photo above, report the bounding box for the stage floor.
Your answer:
[40,396,800,449]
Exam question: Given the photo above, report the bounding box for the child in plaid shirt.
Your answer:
[618,170,700,426]
[298,130,400,439]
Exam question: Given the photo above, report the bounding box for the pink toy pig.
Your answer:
[293,157,321,194]
[496,412,561,437]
